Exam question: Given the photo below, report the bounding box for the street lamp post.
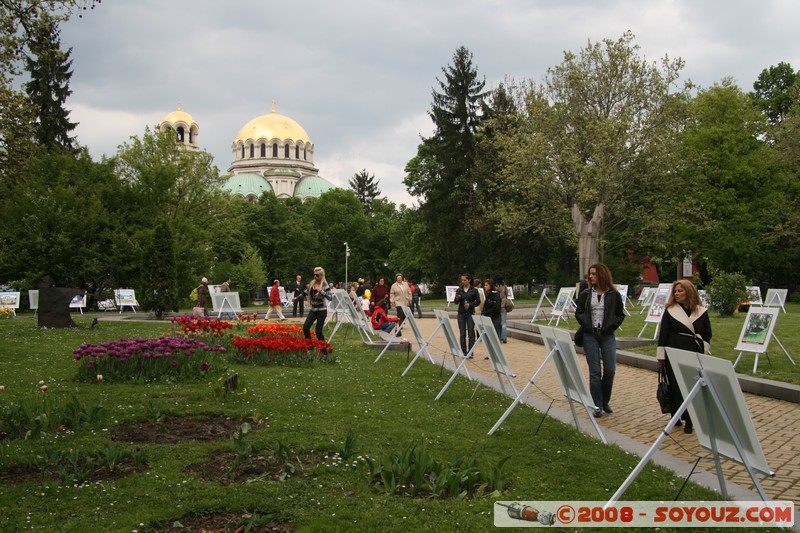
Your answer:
[344,242,350,288]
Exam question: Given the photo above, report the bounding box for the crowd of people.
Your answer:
[191,263,710,433]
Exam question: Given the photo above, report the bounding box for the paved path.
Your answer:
[391,316,799,506]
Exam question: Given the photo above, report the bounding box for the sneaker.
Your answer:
[593,409,602,418]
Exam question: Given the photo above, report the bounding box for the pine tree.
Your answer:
[141,219,178,319]
[348,169,381,214]
[24,14,77,151]
[404,46,488,285]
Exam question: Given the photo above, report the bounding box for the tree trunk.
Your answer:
[572,202,604,277]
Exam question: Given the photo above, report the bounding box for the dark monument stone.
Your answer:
[37,278,82,328]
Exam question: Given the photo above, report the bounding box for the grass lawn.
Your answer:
[0,315,787,532]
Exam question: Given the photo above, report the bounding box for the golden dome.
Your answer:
[235,109,311,144]
[160,104,197,126]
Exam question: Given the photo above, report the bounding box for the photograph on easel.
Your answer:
[742,312,774,345]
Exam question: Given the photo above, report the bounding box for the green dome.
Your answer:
[294,174,336,199]
[223,172,273,199]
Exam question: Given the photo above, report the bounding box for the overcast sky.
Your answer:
[59,0,800,207]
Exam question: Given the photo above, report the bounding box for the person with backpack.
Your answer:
[192,277,209,317]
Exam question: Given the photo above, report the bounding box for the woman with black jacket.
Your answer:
[481,279,502,339]
[656,279,712,434]
[575,263,625,418]
[454,273,480,357]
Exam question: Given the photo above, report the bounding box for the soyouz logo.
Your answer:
[494,501,795,528]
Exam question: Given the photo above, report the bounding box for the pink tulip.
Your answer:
[38,380,45,386]
[97,374,103,382]
[40,385,48,392]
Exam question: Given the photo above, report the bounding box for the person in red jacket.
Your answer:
[265,279,286,320]
[371,299,399,333]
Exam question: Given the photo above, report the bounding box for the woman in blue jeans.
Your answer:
[575,263,625,418]
[454,273,480,357]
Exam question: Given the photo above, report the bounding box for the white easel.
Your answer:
[211,292,242,319]
[638,283,672,339]
[529,288,554,323]
[114,289,138,313]
[489,326,606,443]
[547,287,576,328]
[731,306,795,373]
[763,288,788,314]
[608,348,774,505]
[0,291,21,317]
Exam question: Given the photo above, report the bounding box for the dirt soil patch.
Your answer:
[110,415,261,444]
[0,461,144,486]
[185,450,324,484]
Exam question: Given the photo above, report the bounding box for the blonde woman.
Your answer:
[303,267,333,350]
[389,272,412,327]
[657,279,712,434]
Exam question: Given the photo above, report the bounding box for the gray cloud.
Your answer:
[59,0,800,207]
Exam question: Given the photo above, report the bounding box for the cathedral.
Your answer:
[159,102,337,201]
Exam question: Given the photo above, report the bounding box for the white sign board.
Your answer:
[763,289,787,313]
[698,289,710,308]
[0,292,21,309]
[445,285,458,304]
[114,289,138,312]
[666,348,772,475]
[69,294,86,309]
[745,286,763,305]
[550,287,576,318]
[734,306,779,354]
[210,292,242,317]
[616,284,629,309]
[506,286,515,301]
[28,290,39,310]
[644,283,673,324]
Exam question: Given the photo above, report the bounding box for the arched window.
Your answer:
[295,145,299,159]
[249,145,254,158]
[303,147,307,160]
[176,126,185,142]
[272,143,278,157]
[188,129,193,143]
[284,144,290,158]
[241,146,245,159]
[260,143,266,157]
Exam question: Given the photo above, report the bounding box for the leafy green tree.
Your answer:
[485,32,689,278]
[404,46,488,285]
[304,189,372,284]
[680,80,775,278]
[24,13,76,151]
[114,127,228,295]
[231,243,266,303]
[349,169,381,214]
[1,1,97,186]
[751,62,799,126]
[140,219,178,319]
[0,149,124,290]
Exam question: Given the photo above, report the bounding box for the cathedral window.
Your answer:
[272,143,278,157]
[241,146,245,159]
[303,147,307,160]
[176,126,185,142]
[284,144,290,158]
[295,145,299,159]
[260,143,266,157]
[249,145,254,158]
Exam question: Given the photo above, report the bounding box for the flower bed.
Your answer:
[231,326,333,366]
[73,336,228,383]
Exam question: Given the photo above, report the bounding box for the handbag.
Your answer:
[656,366,671,414]
[574,327,584,347]
[192,306,205,317]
